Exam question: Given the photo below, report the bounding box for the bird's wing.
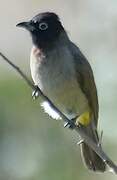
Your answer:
[70,42,99,126]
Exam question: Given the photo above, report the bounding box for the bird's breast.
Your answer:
[30,46,89,117]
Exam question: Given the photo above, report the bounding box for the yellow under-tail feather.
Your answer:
[76,111,91,126]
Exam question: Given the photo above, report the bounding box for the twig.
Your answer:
[0,52,117,174]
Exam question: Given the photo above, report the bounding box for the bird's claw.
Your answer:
[64,120,75,130]
[32,86,40,100]
[64,116,79,130]
[64,122,70,128]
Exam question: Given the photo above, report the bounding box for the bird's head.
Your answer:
[16,12,65,49]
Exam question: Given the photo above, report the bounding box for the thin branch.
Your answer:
[0,52,117,174]
[0,52,34,90]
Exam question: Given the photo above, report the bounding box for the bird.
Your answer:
[16,12,106,172]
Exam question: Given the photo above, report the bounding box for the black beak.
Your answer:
[16,21,35,31]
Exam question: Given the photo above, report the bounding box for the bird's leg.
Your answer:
[32,85,40,100]
[64,117,84,145]
[64,116,79,130]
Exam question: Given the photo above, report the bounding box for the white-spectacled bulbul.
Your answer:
[16,12,106,172]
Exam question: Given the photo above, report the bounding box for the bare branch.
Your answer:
[0,52,117,174]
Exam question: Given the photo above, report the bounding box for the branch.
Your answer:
[0,52,117,174]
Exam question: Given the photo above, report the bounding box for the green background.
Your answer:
[0,0,117,179]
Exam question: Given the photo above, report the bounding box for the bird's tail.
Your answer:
[80,122,106,172]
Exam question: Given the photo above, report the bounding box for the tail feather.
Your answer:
[80,123,106,172]
[81,143,106,172]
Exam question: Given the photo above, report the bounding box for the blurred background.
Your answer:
[0,0,117,180]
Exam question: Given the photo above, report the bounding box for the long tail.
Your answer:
[80,122,106,172]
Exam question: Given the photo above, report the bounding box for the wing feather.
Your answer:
[70,42,99,126]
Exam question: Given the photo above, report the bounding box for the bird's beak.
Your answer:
[16,21,35,31]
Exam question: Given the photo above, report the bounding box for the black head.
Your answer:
[16,12,65,49]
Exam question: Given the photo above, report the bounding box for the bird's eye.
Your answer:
[39,22,48,30]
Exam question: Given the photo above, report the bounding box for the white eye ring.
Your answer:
[39,22,48,30]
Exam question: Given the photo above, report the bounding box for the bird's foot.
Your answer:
[32,85,40,100]
[64,118,76,130]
